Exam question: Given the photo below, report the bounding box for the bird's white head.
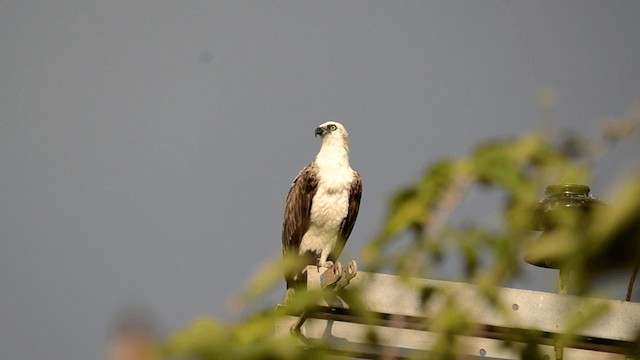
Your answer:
[315,121,349,148]
[314,121,351,166]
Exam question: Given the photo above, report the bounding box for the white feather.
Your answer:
[299,121,355,266]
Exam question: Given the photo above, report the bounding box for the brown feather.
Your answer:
[282,163,319,288]
[329,172,362,262]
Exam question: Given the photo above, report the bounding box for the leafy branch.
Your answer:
[161,104,640,360]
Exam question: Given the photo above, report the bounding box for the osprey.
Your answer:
[282,121,362,289]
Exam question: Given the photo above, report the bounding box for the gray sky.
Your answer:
[1,1,639,359]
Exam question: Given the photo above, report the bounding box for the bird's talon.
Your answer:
[334,262,343,276]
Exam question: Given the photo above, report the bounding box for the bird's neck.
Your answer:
[315,140,350,170]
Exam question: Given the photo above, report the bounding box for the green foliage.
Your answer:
[162,108,640,359]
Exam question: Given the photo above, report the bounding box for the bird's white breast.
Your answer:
[299,166,353,255]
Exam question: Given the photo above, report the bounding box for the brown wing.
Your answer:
[282,163,319,287]
[329,171,362,263]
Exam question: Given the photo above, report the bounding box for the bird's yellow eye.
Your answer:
[328,124,337,131]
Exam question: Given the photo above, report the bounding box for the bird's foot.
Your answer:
[320,260,357,289]
[319,261,343,287]
[316,259,333,272]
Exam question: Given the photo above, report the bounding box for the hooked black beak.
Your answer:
[315,127,325,137]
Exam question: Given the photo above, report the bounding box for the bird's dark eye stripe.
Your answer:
[328,124,337,131]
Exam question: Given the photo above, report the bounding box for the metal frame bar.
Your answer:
[276,266,640,359]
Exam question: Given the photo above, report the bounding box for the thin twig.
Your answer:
[403,174,474,277]
[626,261,639,302]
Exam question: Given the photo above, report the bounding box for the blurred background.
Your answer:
[1,1,639,359]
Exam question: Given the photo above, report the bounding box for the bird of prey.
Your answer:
[282,121,362,290]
